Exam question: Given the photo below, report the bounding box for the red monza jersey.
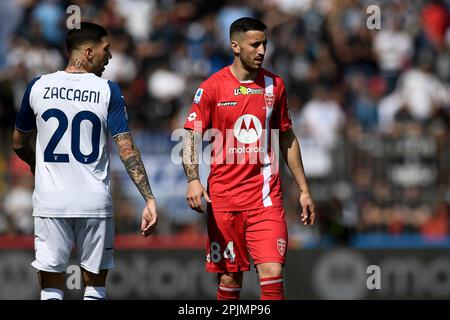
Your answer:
[184,66,292,211]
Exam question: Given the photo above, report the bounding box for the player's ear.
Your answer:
[231,40,240,55]
[85,47,94,61]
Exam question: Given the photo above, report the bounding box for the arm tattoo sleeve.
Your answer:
[114,132,155,201]
[182,130,200,183]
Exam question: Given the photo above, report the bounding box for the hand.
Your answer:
[299,191,315,226]
[141,198,158,237]
[186,179,211,213]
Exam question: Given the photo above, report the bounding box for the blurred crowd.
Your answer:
[0,0,450,247]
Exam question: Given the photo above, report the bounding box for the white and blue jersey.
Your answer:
[15,71,129,218]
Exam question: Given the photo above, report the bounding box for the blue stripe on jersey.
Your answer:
[107,80,130,137]
[15,76,41,132]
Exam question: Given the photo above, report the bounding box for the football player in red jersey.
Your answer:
[182,17,315,300]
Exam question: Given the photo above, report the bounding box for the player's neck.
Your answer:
[65,56,90,74]
[230,62,259,82]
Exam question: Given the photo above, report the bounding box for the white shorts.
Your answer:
[32,217,114,274]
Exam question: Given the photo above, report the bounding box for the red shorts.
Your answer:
[206,205,288,273]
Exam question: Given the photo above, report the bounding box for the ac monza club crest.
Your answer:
[233,114,262,144]
[264,93,274,109]
[277,238,286,256]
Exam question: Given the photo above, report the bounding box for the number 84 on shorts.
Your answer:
[207,241,236,263]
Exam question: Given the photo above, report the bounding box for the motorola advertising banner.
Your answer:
[0,248,449,299]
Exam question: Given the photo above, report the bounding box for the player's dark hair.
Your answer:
[229,17,267,39]
[66,22,108,53]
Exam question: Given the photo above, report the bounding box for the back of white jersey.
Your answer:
[15,71,129,217]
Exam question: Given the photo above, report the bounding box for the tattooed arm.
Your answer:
[182,129,201,182]
[114,132,154,200]
[182,129,210,213]
[114,132,157,236]
[13,129,36,175]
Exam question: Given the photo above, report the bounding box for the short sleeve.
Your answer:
[183,83,213,133]
[107,80,130,137]
[274,80,292,132]
[15,76,41,132]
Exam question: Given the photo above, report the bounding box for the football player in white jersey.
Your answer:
[12,22,158,300]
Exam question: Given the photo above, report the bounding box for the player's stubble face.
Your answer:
[235,30,267,71]
[92,37,112,77]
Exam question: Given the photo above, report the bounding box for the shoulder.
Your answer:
[106,79,121,92]
[96,78,120,99]
[105,80,126,109]
[261,68,285,89]
[27,75,43,89]
[23,75,44,100]
[36,71,63,83]
[201,67,231,89]
[193,69,225,102]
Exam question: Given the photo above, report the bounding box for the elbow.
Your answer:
[12,142,21,152]
[12,142,25,155]
[12,133,23,151]
[12,129,32,152]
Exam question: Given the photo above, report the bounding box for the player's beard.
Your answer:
[94,62,107,77]
[95,67,104,77]
[240,55,262,71]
